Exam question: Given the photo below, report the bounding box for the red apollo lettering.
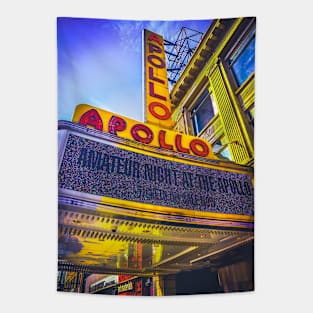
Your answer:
[149,43,162,54]
[148,55,165,68]
[148,102,171,120]
[147,33,162,46]
[149,82,167,101]
[190,139,209,157]
[131,124,154,144]
[158,130,173,150]
[79,109,103,131]
[108,116,127,135]
[77,108,213,159]
[148,67,165,84]
[175,134,190,154]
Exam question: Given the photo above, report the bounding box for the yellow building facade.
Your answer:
[168,17,255,292]
[171,17,255,167]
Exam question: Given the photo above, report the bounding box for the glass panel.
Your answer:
[246,106,254,128]
[212,140,222,153]
[213,140,232,161]
[210,92,218,115]
[220,147,232,160]
[231,37,255,86]
[192,92,215,135]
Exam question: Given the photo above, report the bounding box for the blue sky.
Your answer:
[57,17,212,122]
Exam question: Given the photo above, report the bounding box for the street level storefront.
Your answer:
[90,276,153,296]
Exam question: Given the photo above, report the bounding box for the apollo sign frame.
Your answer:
[58,120,254,229]
[143,29,174,129]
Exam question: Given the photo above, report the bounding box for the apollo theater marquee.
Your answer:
[58,30,254,280]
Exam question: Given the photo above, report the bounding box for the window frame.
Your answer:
[221,18,256,92]
[228,30,255,87]
[189,88,218,136]
[246,104,255,128]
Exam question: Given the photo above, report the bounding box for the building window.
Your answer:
[246,106,254,128]
[191,89,218,135]
[229,29,255,87]
[213,139,232,161]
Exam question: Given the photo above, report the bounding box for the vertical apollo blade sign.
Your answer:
[143,29,174,129]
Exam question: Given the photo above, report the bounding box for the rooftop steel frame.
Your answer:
[164,27,204,90]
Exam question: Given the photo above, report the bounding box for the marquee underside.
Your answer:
[58,197,253,276]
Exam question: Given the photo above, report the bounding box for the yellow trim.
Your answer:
[95,202,252,229]
[100,196,254,223]
[219,62,254,156]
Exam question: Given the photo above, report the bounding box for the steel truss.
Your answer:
[164,27,203,90]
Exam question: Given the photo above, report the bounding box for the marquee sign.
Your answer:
[143,29,174,129]
[58,132,254,218]
[73,104,217,159]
